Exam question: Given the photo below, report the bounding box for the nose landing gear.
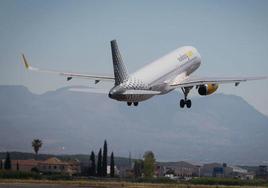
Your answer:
[127,102,139,106]
[180,87,192,108]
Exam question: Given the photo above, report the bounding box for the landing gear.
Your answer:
[180,87,192,108]
[180,99,185,108]
[133,102,139,106]
[180,99,191,108]
[186,99,191,108]
[127,102,139,106]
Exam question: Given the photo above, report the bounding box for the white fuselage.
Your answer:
[109,46,202,102]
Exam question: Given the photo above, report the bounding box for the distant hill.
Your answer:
[0,85,268,165]
[0,151,132,168]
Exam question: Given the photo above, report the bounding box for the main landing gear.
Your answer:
[180,87,192,108]
[127,102,139,106]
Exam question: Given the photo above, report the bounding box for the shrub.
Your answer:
[0,170,41,179]
[45,174,72,180]
[133,177,177,184]
[190,177,268,186]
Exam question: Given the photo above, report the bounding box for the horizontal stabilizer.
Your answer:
[123,90,160,95]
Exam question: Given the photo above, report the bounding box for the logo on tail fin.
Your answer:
[111,40,129,86]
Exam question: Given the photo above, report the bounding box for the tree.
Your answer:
[16,161,19,171]
[0,160,2,169]
[32,139,42,158]
[97,148,102,177]
[102,140,107,177]
[133,159,144,178]
[4,152,11,170]
[143,151,156,178]
[110,152,115,177]
[89,151,96,176]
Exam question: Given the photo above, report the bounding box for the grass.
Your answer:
[0,179,267,188]
[190,177,268,186]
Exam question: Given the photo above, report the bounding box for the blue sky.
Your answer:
[0,0,268,114]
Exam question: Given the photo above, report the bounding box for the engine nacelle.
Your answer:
[198,84,219,96]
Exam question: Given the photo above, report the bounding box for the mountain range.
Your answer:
[0,85,267,165]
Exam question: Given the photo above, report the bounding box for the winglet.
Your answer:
[21,54,30,69]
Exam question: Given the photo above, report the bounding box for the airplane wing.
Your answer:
[170,76,267,88]
[123,90,161,95]
[21,54,114,82]
[69,87,110,94]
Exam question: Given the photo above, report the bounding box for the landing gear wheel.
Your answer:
[180,87,193,109]
[133,102,139,106]
[180,99,185,108]
[186,100,192,108]
[127,102,132,106]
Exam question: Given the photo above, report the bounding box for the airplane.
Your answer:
[21,40,266,108]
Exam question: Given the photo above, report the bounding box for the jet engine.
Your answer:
[198,84,219,96]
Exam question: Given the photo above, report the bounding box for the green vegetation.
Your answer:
[89,151,96,176]
[4,152,11,170]
[0,179,266,188]
[1,143,267,187]
[110,152,114,177]
[143,151,156,178]
[0,170,71,180]
[87,140,114,178]
[134,159,143,178]
[45,174,72,180]
[32,139,42,158]
[0,170,267,187]
[190,177,268,186]
[0,170,41,179]
[16,160,19,171]
[97,148,102,177]
[102,140,108,177]
[133,177,177,184]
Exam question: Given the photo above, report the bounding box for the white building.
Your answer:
[107,165,119,176]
